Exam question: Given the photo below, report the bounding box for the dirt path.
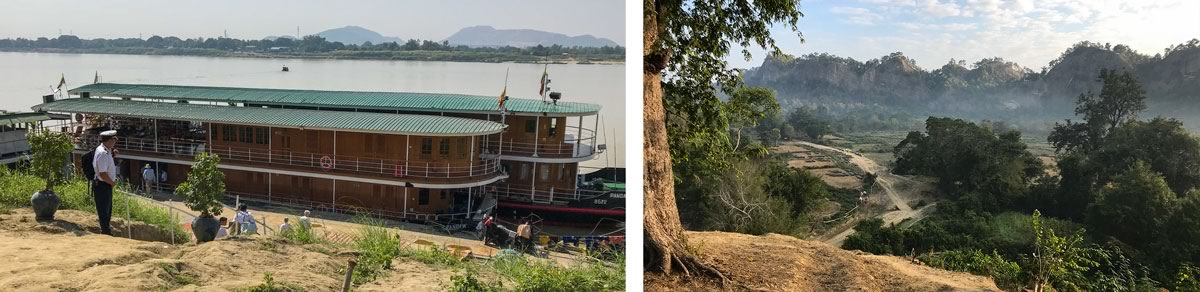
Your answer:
[796,141,933,247]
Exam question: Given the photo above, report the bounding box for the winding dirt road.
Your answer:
[795,141,935,247]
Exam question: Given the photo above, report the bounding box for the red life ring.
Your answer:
[320,156,334,170]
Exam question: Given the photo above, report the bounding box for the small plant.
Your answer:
[26,129,73,193]
[175,152,225,217]
[449,268,504,292]
[240,272,303,292]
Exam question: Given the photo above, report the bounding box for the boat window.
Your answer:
[525,120,536,133]
[548,118,557,137]
[418,189,430,205]
[255,127,269,145]
[540,164,549,180]
[421,138,433,158]
[222,125,235,142]
[558,164,566,181]
[239,127,252,143]
[438,139,450,158]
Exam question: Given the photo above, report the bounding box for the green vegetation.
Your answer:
[843,68,1200,290]
[668,86,833,236]
[239,272,303,292]
[344,214,623,290]
[0,167,189,243]
[349,216,401,285]
[0,35,623,63]
[26,129,73,192]
[175,152,225,217]
[919,249,1022,290]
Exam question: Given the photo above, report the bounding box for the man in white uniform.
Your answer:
[92,130,119,235]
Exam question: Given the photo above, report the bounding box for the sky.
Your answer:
[0,0,625,46]
[729,0,1200,70]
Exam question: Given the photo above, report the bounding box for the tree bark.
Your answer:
[643,1,724,280]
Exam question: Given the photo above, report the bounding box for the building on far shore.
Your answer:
[32,83,623,229]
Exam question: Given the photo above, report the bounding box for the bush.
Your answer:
[176,152,224,216]
[920,249,1022,290]
[350,215,400,285]
[488,253,625,292]
[449,268,504,292]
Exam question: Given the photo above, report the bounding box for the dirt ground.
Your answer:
[645,231,1000,292]
[0,208,457,291]
[1039,155,1058,177]
[774,142,863,189]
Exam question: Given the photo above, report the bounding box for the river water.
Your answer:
[0,52,625,167]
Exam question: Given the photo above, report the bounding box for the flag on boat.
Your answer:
[538,65,549,97]
[497,84,507,112]
[53,74,65,93]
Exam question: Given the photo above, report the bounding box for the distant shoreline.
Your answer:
[0,48,625,65]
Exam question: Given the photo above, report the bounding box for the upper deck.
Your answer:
[69,83,601,117]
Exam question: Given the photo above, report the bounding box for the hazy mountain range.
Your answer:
[743,40,1200,128]
[265,25,620,48]
[444,26,619,48]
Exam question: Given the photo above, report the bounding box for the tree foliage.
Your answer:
[175,152,225,216]
[1030,210,1100,292]
[1049,69,1147,154]
[893,117,1042,210]
[26,129,74,192]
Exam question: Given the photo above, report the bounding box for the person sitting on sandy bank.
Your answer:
[215,217,229,240]
[279,217,293,235]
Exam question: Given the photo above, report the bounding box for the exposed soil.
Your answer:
[645,231,1001,292]
[0,208,457,291]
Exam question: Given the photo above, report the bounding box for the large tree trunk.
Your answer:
[643,2,724,280]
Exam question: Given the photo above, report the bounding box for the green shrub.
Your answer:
[449,268,504,292]
[239,272,303,292]
[176,152,224,216]
[920,249,1022,290]
[488,252,624,292]
[350,215,400,285]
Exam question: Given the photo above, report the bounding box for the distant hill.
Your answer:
[313,26,404,46]
[445,26,619,48]
[742,39,1200,126]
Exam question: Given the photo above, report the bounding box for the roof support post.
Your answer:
[333,131,337,169]
[332,179,337,214]
[268,174,272,204]
[403,187,409,220]
[153,119,159,154]
[405,135,410,177]
[470,136,476,177]
[533,117,540,157]
[531,162,537,202]
[593,114,599,154]
[268,126,272,164]
[467,187,473,220]
[577,116,583,156]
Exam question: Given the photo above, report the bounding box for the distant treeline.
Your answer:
[0,35,625,63]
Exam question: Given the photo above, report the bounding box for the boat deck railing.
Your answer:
[75,133,503,182]
[483,126,597,158]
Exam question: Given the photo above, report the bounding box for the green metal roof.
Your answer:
[69,83,602,116]
[0,112,53,126]
[32,98,506,136]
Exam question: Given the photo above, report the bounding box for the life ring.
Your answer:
[320,156,334,170]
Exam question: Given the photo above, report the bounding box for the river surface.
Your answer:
[0,52,625,167]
